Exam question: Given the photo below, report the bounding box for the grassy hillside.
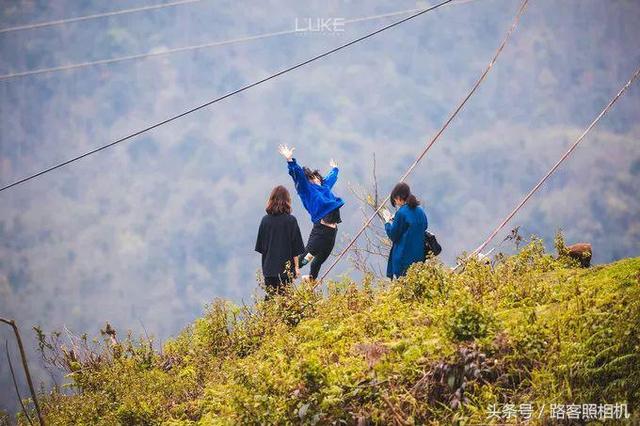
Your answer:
[23,239,640,425]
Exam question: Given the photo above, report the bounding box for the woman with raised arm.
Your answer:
[278,144,345,280]
[255,185,306,298]
[382,183,428,279]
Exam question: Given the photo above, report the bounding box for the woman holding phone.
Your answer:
[382,183,428,279]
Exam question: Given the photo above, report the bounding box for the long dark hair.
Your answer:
[303,167,324,184]
[390,182,419,208]
[266,185,292,215]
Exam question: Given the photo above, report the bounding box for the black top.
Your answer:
[255,213,305,277]
[321,207,342,224]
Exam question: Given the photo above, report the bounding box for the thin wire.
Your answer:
[0,0,204,34]
[0,0,456,193]
[0,28,298,80]
[318,0,530,283]
[0,0,476,81]
[345,0,477,24]
[470,65,640,258]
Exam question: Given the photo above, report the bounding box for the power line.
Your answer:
[0,0,456,193]
[0,1,475,81]
[318,0,530,283]
[0,28,298,80]
[344,0,473,25]
[470,64,640,258]
[0,0,204,34]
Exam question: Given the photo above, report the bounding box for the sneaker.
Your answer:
[299,253,314,267]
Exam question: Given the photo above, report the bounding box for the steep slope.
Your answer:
[25,240,640,425]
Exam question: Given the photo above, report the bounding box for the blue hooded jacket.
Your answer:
[287,158,345,223]
[385,204,428,278]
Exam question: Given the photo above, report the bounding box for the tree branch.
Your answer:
[0,318,45,425]
[5,340,34,426]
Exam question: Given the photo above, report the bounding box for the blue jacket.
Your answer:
[385,205,428,278]
[287,158,345,223]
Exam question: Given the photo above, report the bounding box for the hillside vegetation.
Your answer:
[24,238,640,425]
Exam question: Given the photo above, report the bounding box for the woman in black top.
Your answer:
[255,185,306,298]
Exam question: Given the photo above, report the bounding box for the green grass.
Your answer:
[25,239,640,425]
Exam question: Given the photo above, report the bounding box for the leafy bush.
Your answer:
[446,300,494,342]
[19,240,640,425]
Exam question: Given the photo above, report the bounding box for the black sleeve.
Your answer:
[255,218,265,254]
[290,216,305,256]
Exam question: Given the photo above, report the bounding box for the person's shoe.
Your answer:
[299,253,314,267]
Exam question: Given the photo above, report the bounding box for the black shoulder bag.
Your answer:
[424,231,442,258]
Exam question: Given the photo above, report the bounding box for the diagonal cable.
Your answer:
[0,1,476,81]
[0,0,455,193]
[318,0,530,283]
[0,0,205,34]
[470,64,640,258]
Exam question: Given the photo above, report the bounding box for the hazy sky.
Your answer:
[1,0,639,413]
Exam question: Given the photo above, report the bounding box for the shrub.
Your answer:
[396,260,449,303]
[23,241,640,425]
[446,298,494,342]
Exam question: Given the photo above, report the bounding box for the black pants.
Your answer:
[263,274,292,300]
[299,222,338,279]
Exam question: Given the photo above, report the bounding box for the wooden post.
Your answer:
[0,318,44,425]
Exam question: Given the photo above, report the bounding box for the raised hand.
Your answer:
[329,158,338,168]
[278,144,295,161]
